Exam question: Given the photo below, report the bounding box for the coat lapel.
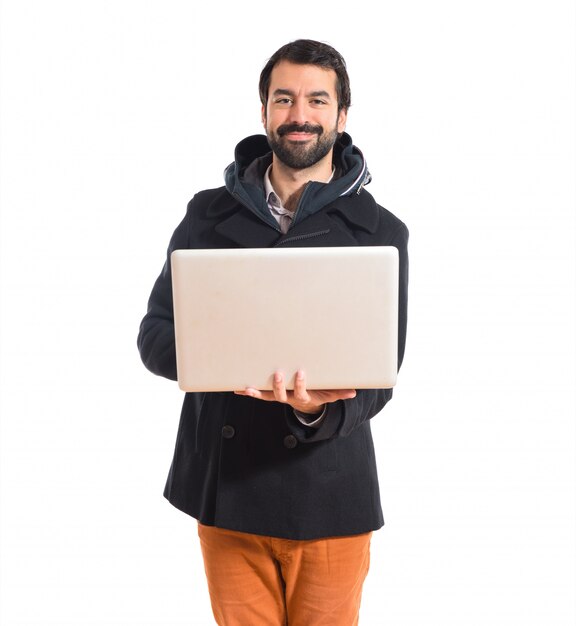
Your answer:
[214,208,281,248]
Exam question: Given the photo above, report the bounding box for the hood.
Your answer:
[223,133,372,230]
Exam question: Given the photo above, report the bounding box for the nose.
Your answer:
[287,97,308,125]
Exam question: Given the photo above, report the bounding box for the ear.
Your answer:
[261,104,267,128]
[337,108,347,134]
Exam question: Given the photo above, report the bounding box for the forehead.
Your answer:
[268,61,338,98]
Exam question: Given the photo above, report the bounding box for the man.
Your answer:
[138,39,409,625]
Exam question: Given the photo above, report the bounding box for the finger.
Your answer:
[325,389,356,401]
[234,388,276,402]
[307,389,356,404]
[293,370,310,403]
[337,389,357,399]
[272,371,288,403]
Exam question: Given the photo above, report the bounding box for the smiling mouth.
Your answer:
[283,132,317,141]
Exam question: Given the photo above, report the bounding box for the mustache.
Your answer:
[277,123,323,136]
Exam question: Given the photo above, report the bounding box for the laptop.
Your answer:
[171,246,399,392]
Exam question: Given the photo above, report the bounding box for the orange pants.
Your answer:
[197,523,372,626]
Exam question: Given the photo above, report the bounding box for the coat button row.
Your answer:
[221,425,235,439]
[221,426,298,449]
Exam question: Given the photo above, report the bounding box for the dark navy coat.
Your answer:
[137,134,409,540]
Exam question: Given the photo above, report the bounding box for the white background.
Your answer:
[1,1,574,624]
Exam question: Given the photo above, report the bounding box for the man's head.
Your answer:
[259,39,351,115]
[259,40,351,171]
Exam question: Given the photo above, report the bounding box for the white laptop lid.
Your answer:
[171,246,399,392]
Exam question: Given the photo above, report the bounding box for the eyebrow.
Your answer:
[272,88,332,99]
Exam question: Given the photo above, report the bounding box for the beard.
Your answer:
[266,121,340,170]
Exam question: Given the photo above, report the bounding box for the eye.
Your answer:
[310,99,328,106]
[275,98,292,105]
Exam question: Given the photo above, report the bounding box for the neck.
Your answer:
[269,153,333,213]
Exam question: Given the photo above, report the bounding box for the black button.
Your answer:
[221,425,235,439]
[283,435,298,449]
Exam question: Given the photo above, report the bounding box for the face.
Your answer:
[262,61,347,170]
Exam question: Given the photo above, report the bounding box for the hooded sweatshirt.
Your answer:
[223,132,372,232]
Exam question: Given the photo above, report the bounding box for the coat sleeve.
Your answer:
[287,220,409,443]
[137,210,191,381]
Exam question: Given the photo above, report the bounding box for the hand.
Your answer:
[234,370,356,415]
